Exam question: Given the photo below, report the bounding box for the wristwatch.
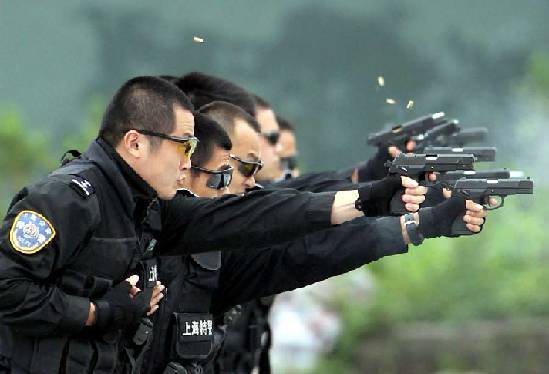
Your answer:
[404,213,424,246]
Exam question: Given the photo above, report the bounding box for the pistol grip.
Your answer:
[390,191,407,215]
[451,216,474,236]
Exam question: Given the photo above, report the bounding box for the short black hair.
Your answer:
[276,115,295,132]
[200,101,261,137]
[158,75,179,83]
[191,112,232,169]
[99,76,194,147]
[253,94,271,110]
[175,72,256,117]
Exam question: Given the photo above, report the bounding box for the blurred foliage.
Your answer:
[0,98,103,213]
[0,107,55,210]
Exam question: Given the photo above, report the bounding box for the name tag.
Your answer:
[173,312,214,359]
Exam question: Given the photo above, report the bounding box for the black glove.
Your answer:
[422,184,446,208]
[356,175,403,217]
[93,281,153,330]
[356,147,393,183]
[418,196,466,238]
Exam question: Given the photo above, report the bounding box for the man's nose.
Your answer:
[275,142,283,155]
[179,157,191,171]
[244,176,256,188]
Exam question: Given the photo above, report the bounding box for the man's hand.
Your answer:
[91,275,165,330]
[147,281,165,316]
[401,177,427,212]
[127,275,165,316]
[417,196,488,238]
[463,199,493,233]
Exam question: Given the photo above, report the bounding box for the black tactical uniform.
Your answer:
[0,138,337,373]
[141,211,406,374]
[223,149,393,374]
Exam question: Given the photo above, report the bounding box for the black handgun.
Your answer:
[367,112,446,149]
[450,178,534,235]
[387,153,476,214]
[413,120,461,152]
[437,169,511,189]
[444,127,488,147]
[422,146,497,162]
[387,153,476,180]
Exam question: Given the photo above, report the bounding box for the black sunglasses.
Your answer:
[230,154,264,178]
[191,165,233,190]
[280,156,298,171]
[133,129,199,158]
[261,131,280,146]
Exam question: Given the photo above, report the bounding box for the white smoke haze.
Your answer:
[504,92,549,186]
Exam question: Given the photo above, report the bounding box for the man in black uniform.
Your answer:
[195,101,486,374]
[140,108,486,374]
[0,76,418,373]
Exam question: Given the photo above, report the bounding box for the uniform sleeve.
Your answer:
[271,171,354,192]
[211,216,407,314]
[0,177,99,337]
[157,188,335,255]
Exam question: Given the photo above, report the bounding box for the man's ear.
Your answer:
[123,130,145,158]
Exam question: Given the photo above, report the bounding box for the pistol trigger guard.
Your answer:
[483,195,503,210]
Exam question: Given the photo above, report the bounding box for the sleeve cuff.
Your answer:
[59,295,91,333]
[306,192,336,228]
[372,216,408,257]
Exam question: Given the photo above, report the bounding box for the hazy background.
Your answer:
[1,1,548,372]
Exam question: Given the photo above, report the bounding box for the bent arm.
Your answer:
[0,178,98,336]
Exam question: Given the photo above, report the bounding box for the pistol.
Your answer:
[367,112,446,149]
[413,120,461,152]
[422,146,497,162]
[437,169,511,189]
[387,153,476,180]
[444,127,488,147]
[450,178,534,235]
[387,153,476,214]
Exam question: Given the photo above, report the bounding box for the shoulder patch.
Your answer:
[9,210,56,254]
[69,176,95,199]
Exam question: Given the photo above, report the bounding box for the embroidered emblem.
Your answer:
[70,176,95,199]
[9,210,56,254]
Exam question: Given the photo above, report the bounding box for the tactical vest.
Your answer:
[215,297,275,374]
[5,157,159,374]
[140,250,224,374]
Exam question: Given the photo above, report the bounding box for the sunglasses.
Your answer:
[261,131,280,146]
[191,165,233,190]
[230,154,264,178]
[280,156,298,171]
[134,129,199,158]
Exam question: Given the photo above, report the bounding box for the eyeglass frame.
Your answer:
[191,165,234,190]
[229,154,264,178]
[131,129,199,157]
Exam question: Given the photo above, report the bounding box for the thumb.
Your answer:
[126,275,140,287]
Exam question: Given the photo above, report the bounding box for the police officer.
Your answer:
[197,101,487,374]
[140,108,486,374]
[0,76,406,373]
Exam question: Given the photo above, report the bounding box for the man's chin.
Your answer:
[158,189,177,200]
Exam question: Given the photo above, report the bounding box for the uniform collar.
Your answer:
[83,138,157,218]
